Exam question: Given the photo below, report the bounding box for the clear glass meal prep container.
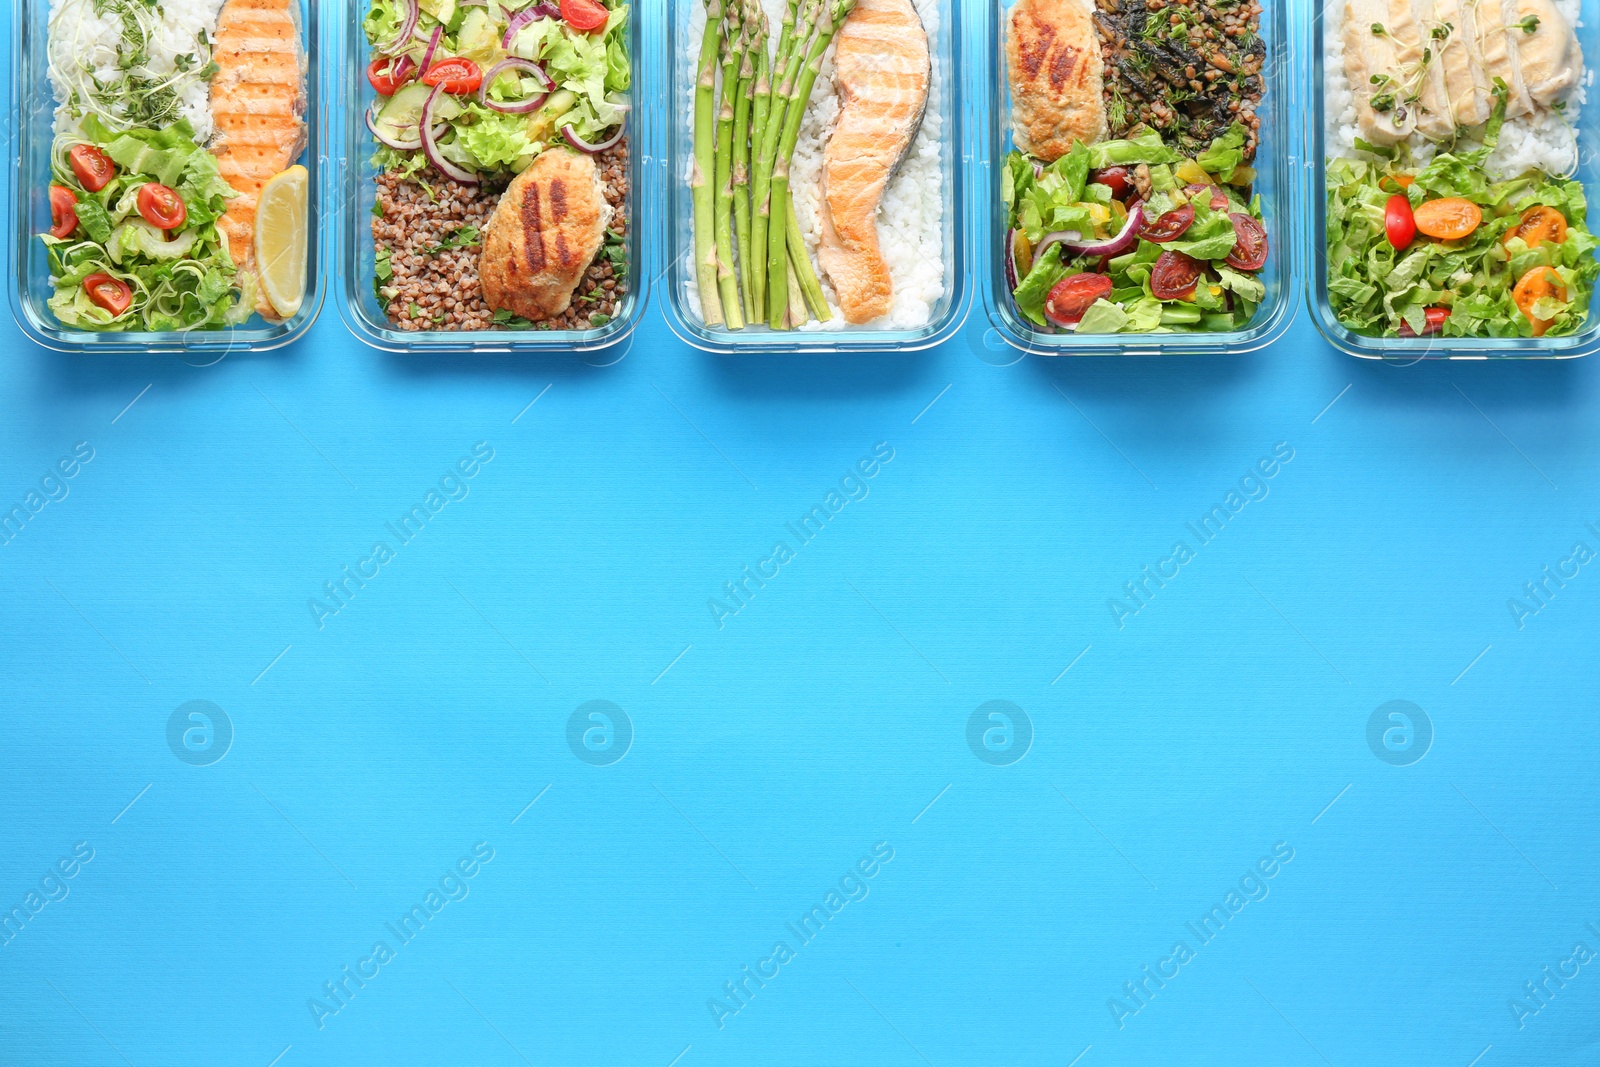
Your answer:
[974,0,1301,357]
[661,0,972,353]
[8,0,326,355]
[331,0,653,354]
[1307,0,1600,360]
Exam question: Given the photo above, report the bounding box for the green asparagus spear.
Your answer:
[692,0,726,327]
[713,8,744,329]
[752,0,818,323]
[768,0,856,329]
[732,4,762,322]
[786,194,830,321]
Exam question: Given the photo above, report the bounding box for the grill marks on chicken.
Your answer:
[1007,0,1105,162]
[1344,0,1581,146]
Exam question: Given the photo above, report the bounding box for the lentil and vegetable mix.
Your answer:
[1095,0,1265,160]
[373,139,630,332]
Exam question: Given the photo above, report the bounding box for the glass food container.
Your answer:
[661,0,972,352]
[975,0,1302,357]
[332,0,653,354]
[9,0,327,354]
[1307,0,1600,360]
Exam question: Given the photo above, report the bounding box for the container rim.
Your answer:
[6,0,327,354]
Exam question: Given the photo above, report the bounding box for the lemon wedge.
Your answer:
[254,165,309,319]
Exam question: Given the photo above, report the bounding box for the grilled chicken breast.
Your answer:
[1433,0,1495,128]
[1007,0,1104,162]
[1345,0,1417,145]
[1346,0,1579,143]
[816,0,930,325]
[1511,0,1581,109]
[481,149,611,322]
[209,0,307,319]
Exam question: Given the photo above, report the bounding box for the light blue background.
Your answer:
[5,288,1600,1065]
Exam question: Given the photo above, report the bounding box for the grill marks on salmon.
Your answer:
[209,0,307,316]
[1342,0,1580,146]
[1007,0,1104,163]
[816,0,931,325]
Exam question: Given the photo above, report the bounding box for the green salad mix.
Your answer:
[1003,123,1270,335]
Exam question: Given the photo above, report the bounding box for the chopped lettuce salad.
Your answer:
[42,117,249,332]
[363,0,631,178]
[1327,153,1600,340]
[1003,124,1270,335]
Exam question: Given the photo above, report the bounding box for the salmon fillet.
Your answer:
[209,0,308,319]
[816,0,930,326]
[1006,0,1104,162]
[480,150,612,322]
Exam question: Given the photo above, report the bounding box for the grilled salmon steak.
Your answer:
[1007,0,1103,163]
[481,149,612,322]
[816,0,931,325]
[209,0,308,319]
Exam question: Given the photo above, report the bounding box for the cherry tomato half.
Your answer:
[1226,213,1268,271]
[1502,205,1568,251]
[1413,197,1482,241]
[1044,272,1115,327]
[1513,266,1569,338]
[136,183,187,230]
[1150,250,1204,301]
[69,144,116,192]
[48,185,78,239]
[420,57,483,94]
[1397,306,1450,337]
[1385,193,1416,251]
[559,0,610,32]
[367,55,417,96]
[83,272,132,317]
[1090,166,1133,201]
[1139,203,1195,244]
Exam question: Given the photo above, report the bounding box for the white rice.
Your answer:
[1322,0,1585,178]
[683,0,947,331]
[48,0,227,140]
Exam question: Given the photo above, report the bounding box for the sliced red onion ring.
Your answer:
[1004,228,1023,289]
[380,0,420,55]
[536,1,562,16]
[1033,204,1145,265]
[364,103,447,151]
[561,120,625,154]
[480,58,553,112]
[418,25,442,77]
[501,5,549,48]
[419,84,481,184]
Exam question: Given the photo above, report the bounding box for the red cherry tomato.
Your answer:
[1385,193,1416,251]
[420,57,483,93]
[48,185,78,239]
[1150,251,1204,301]
[136,183,187,230]
[1184,183,1230,211]
[367,55,416,96]
[69,144,116,192]
[1397,306,1451,338]
[559,0,610,32]
[1044,272,1115,326]
[83,273,132,317]
[1225,213,1268,271]
[1090,166,1133,201]
[1139,203,1196,244]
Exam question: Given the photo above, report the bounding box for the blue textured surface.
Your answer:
[5,292,1600,1066]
